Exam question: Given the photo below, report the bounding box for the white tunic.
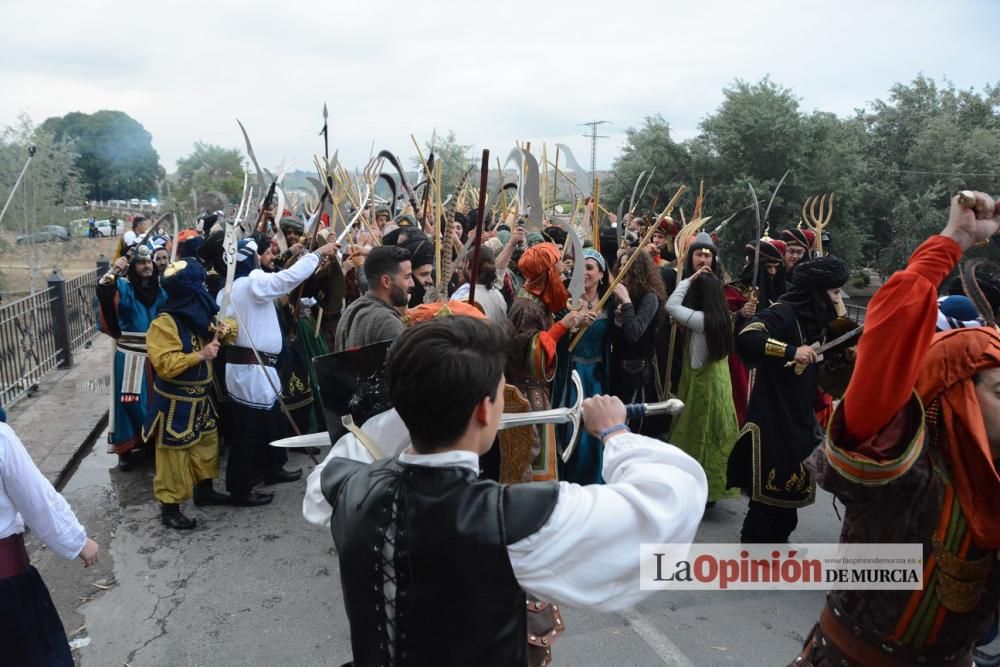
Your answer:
[0,424,87,560]
[217,253,320,409]
[303,414,707,612]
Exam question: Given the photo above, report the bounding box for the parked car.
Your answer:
[16,225,70,244]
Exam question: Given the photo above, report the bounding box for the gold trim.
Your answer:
[743,421,817,508]
[764,338,788,359]
[739,321,767,335]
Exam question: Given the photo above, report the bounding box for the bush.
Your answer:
[851,270,871,289]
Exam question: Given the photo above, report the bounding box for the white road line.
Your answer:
[620,608,696,667]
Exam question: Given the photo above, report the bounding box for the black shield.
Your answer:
[312,340,393,445]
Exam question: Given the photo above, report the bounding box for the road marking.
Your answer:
[620,608,696,667]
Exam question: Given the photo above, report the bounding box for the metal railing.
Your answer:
[0,288,61,408]
[0,263,104,409]
[65,268,101,351]
[845,303,867,325]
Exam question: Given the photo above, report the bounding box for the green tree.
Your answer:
[411,130,473,196]
[0,114,87,292]
[172,142,247,211]
[602,115,691,218]
[39,110,163,200]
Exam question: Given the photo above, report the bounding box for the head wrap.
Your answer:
[401,236,434,269]
[518,242,569,313]
[406,300,487,324]
[125,246,162,308]
[526,232,545,247]
[177,234,204,260]
[655,216,681,236]
[542,225,568,247]
[786,255,849,291]
[937,296,985,331]
[235,238,259,279]
[769,239,787,256]
[484,237,504,253]
[744,239,785,264]
[781,228,812,250]
[496,229,511,246]
[394,213,418,228]
[915,328,1000,548]
[279,216,305,233]
[583,247,606,272]
[160,259,220,339]
[780,255,849,341]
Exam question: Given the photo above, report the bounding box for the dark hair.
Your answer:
[470,246,498,290]
[363,245,411,283]
[618,249,666,315]
[681,274,733,362]
[132,215,147,231]
[386,317,508,452]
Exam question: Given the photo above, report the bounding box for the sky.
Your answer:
[1,0,997,179]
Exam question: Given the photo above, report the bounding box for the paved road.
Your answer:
[31,441,850,667]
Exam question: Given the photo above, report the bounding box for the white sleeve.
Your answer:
[302,409,411,528]
[0,425,87,559]
[665,278,704,332]
[508,433,707,611]
[248,252,321,303]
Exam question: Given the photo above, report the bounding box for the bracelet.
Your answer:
[599,423,630,441]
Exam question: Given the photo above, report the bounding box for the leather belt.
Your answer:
[227,346,278,367]
[0,533,30,580]
[794,605,973,667]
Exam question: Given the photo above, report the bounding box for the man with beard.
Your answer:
[726,253,850,543]
[144,260,235,529]
[396,233,435,308]
[275,217,306,269]
[723,238,787,424]
[217,238,339,505]
[506,243,585,481]
[333,245,413,352]
[152,244,170,276]
[97,245,167,470]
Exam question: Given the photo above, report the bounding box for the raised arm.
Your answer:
[841,193,999,446]
[665,277,705,333]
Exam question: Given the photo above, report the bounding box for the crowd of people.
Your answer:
[3,167,999,664]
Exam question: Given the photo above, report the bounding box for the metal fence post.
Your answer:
[47,269,73,369]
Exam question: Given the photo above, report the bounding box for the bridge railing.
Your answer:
[0,263,104,409]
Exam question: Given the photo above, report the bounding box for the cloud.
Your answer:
[1,0,996,179]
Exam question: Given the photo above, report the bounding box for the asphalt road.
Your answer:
[35,443,849,666]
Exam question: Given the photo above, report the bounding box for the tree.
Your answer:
[172,142,247,211]
[411,131,473,197]
[0,114,87,292]
[39,110,163,200]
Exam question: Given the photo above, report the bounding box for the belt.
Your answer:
[227,346,278,367]
[793,605,973,667]
[0,533,30,580]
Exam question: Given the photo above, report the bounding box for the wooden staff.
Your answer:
[593,177,601,252]
[568,186,686,351]
[468,149,491,305]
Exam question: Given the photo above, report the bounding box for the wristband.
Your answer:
[598,423,630,441]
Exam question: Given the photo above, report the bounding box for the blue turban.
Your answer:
[160,259,219,339]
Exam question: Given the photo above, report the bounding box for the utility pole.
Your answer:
[580,120,610,196]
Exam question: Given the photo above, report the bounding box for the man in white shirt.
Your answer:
[313,316,706,666]
[217,237,338,506]
[1,423,100,665]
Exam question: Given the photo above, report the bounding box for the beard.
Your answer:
[390,284,410,307]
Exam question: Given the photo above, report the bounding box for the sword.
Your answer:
[270,371,684,464]
[748,183,763,303]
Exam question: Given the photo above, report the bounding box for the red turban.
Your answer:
[517,243,569,314]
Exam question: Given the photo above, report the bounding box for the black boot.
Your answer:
[160,503,197,530]
[263,467,302,485]
[230,490,274,507]
[117,453,134,471]
[193,480,230,507]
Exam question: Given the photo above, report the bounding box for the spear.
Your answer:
[468,150,491,305]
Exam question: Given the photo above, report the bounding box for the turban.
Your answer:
[518,242,569,313]
[787,255,849,291]
[401,236,434,269]
[279,217,305,233]
[781,228,813,250]
[916,328,1000,548]
[406,300,487,324]
[656,216,681,236]
[160,259,219,339]
[744,239,785,264]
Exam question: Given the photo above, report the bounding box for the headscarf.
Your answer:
[235,238,259,280]
[279,216,305,234]
[518,242,568,313]
[915,327,1000,549]
[160,259,220,339]
[126,245,162,308]
[779,254,849,342]
[583,247,606,272]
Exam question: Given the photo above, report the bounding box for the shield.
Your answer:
[312,340,393,445]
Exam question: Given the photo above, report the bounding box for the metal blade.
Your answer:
[762,169,790,230]
[554,143,592,197]
[236,119,268,194]
[748,183,763,291]
[521,150,544,230]
[628,170,646,214]
[563,220,586,302]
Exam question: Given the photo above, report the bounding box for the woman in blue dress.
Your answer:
[554,248,613,483]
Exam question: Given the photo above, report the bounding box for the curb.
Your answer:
[54,409,109,491]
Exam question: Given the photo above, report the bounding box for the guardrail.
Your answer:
[0,263,104,409]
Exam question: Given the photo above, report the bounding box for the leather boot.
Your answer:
[160,503,197,530]
[193,480,231,507]
[230,490,274,507]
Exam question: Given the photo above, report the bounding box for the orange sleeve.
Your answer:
[841,235,962,449]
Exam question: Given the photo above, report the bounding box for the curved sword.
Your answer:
[628,170,647,214]
[236,119,268,195]
[554,144,591,197]
[762,169,791,231]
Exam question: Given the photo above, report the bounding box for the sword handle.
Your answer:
[625,404,646,420]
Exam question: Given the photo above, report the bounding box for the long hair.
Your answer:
[618,249,666,318]
[681,274,733,361]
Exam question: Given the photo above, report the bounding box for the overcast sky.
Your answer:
[2,0,997,178]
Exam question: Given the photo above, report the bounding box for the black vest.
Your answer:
[322,456,559,667]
